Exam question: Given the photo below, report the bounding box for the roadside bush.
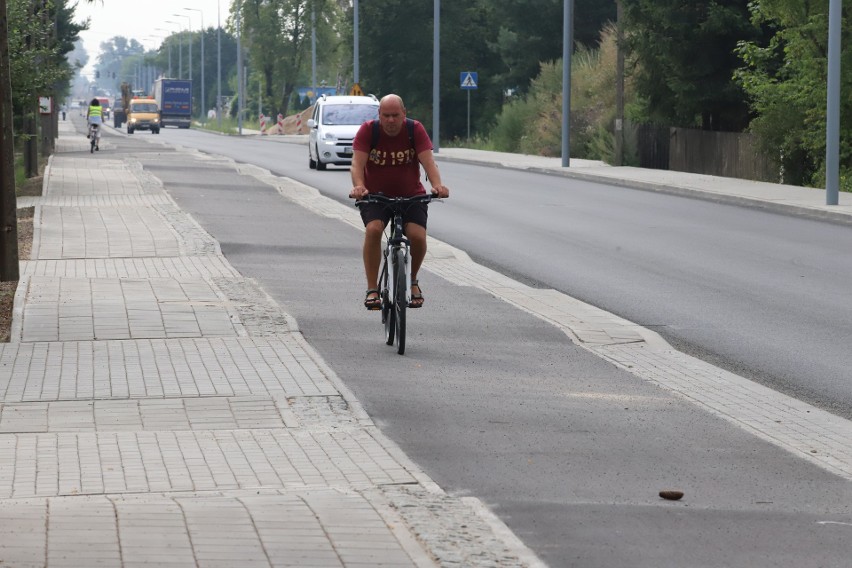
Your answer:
[484,24,637,163]
[488,97,535,153]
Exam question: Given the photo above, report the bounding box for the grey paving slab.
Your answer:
[21,255,240,279]
[19,276,243,342]
[0,337,339,402]
[18,195,173,207]
[33,205,181,259]
[0,396,287,432]
[45,159,151,197]
[0,490,441,568]
[0,428,416,498]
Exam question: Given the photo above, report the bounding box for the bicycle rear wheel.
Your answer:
[394,248,407,355]
[381,256,395,346]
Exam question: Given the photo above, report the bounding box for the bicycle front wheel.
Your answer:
[394,248,407,355]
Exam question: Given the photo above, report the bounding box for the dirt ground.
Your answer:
[0,175,40,342]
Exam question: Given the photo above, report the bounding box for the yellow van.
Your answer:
[127,98,161,134]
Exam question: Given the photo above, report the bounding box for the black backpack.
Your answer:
[370,118,416,151]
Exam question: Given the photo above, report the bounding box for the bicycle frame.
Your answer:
[383,211,411,308]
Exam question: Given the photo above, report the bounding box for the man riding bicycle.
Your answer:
[349,94,450,310]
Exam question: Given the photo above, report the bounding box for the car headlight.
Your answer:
[322,132,337,141]
[130,118,137,123]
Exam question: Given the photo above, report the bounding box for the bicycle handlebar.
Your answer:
[354,193,436,209]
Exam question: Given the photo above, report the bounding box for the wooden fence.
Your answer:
[635,125,779,183]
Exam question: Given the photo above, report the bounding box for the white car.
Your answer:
[308,94,379,170]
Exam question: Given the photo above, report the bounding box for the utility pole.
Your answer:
[236,6,243,134]
[185,8,205,120]
[353,0,359,84]
[561,0,574,167]
[433,0,440,152]
[0,0,20,280]
[217,0,222,129]
[825,0,841,205]
[311,4,316,101]
[615,0,625,166]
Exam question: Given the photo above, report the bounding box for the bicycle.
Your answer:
[355,193,434,355]
[89,123,100,153]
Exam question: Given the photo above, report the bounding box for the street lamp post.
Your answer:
[561,0,574,168]
[433,0,439,152]
[173,13,192,83]
[185,7,205,120]
[147,34,169,79]
[354,0,359,84]
[217,0,222,129]
[165,20,183,78]
[236,4,243,134]
[154,29,173,77]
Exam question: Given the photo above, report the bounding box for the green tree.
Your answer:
[621,0,762,131]
[237,0,345,115]
[735,0,852,186]
[357,0,617,142]
[485,24,637,162]
[358,0,507,140]
[94,36,144,90]
[488,0,616,94]
[8,0,85,115]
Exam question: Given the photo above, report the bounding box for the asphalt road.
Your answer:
[153,127,852,420]
[95,123,852,568]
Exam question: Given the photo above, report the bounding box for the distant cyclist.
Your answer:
[349,94,449,310]
[86,98,102,150]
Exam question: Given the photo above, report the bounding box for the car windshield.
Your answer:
[132,103,158,112]
[322,104,378,125]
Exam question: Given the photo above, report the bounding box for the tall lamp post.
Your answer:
[173,13,193,83]
[185,7,205,120]
[147,34,168,79]
[164,20,184,78]
[154,29,173,77]
[433,0,440,152]
[217,0,222,129]
[561,0,574,168]
[236,3,243,134]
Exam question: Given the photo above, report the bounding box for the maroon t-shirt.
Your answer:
[352,119,432,197]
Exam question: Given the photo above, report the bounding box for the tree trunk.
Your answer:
[0,0,20,280]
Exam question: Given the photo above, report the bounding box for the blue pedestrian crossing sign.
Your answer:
[460,72,478,90]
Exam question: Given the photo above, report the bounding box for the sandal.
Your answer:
[409,280,424,308]
[364,289,381,310]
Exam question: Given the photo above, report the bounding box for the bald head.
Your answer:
[378,94,407,136]
[379,94,405,112]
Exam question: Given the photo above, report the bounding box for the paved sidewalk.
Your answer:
[0,120,544,567]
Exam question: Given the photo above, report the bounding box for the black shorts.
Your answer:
[359,201,428,230]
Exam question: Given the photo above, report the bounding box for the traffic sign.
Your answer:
[350,83,364,96]
[460,72,478,90]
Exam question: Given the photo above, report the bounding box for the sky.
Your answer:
[73,0,228,73]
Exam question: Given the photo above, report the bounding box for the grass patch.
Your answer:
[194,116,242,135]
